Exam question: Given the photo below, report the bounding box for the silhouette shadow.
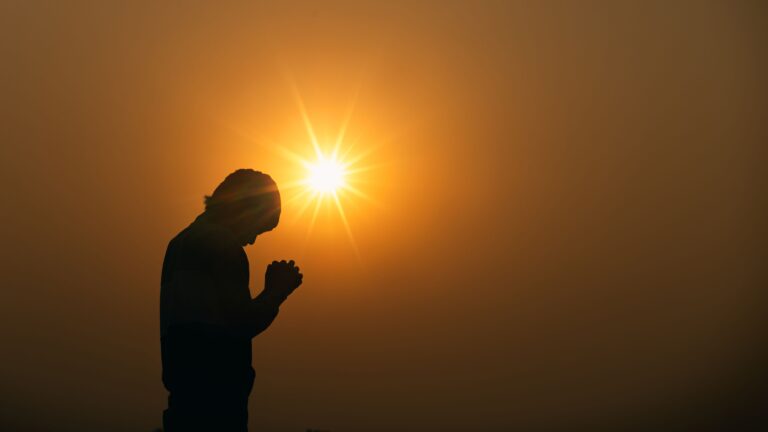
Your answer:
[160,170,302,432]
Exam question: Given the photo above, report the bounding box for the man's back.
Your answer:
[159,169,302,432]
[160,217,271,431]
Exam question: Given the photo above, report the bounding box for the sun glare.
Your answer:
[307,156,346,193]
[237,83,380,258]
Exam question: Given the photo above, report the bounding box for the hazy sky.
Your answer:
[1,1,766,431]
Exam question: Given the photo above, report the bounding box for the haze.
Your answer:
[1,1,766,431]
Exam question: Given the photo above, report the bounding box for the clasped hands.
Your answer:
[264,259,303,301]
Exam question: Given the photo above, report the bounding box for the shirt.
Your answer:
[160,215,281,406]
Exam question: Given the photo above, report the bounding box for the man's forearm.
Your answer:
[247,290,284,337]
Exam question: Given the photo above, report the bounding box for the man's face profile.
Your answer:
[239,192,281,246]
[205,169,282,247]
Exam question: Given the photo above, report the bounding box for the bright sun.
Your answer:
[244,83,378,258]
[307,156,347,193]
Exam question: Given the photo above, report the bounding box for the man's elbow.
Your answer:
[247,306,279,338]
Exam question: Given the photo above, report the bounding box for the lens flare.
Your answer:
[306,156,346,193]
[234,82,380,258]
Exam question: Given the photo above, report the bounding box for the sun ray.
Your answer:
[342,143,379,167]
[290,190,319,225]
[343,162,386,175]
[333,86,360,159]
[284,187,314,207]
[304,196,324,241]
[339,136,364,162]
[340,183,380,206]
[340,177,378,186]
[279,177,314,191]
[274,83,382,259]
[224,122,275,149]
[274,144,313,168]
[332,191,360,259]
[291,83,323,159]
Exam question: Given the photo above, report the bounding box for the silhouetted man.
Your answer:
[160,169,303,432]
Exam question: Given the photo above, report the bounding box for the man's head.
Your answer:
[204,169,281,246]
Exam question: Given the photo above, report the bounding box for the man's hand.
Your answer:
[264,259,303,301]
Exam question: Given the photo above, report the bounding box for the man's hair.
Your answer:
[204,169,280,214]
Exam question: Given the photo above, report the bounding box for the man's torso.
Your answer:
[160,218,255,402]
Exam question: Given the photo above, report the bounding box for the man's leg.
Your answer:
[163,393,249,432]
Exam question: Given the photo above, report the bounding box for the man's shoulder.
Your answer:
[175,219,240,255]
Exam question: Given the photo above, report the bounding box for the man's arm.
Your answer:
[245,260,303,338]
[180,228,303,338]
[246,291,280,337]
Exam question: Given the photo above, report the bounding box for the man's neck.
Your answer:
[196,211,253,247]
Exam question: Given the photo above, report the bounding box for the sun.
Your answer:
[306,156,347,193]
[237,83,379,258]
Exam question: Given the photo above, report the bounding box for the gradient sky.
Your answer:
[1,1,766,431]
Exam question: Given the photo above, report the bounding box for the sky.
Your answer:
[1,1,766,431]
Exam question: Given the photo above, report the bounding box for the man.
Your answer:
[160,169,303,431]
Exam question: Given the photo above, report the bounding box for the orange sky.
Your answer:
[1,1,766,431]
